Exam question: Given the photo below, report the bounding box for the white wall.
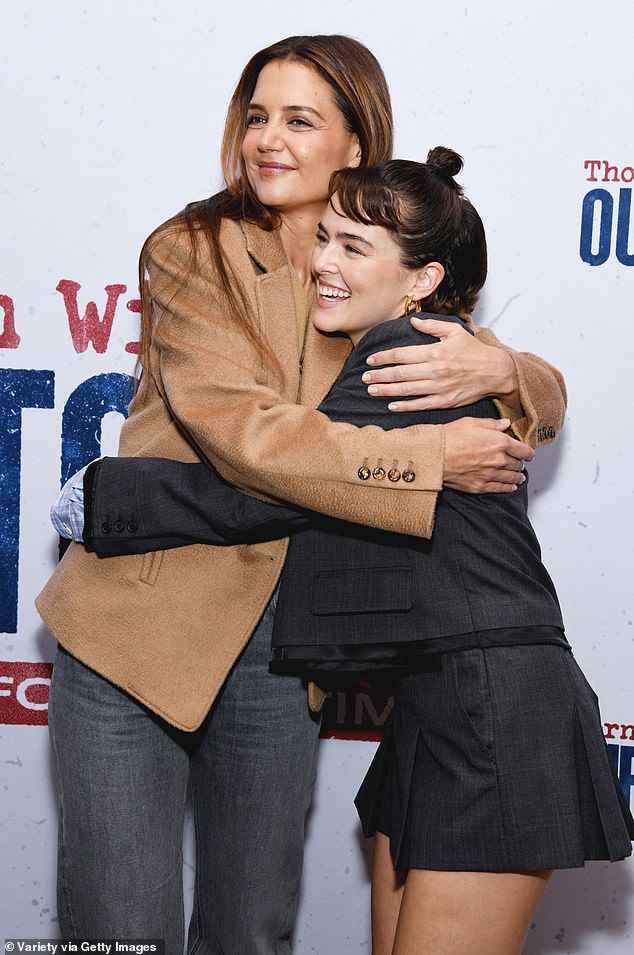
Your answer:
[2,2,633,951]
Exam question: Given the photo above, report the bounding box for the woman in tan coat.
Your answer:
[37,35,565,954]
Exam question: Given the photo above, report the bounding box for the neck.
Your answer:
[347,304,407,348]
[278,208,324,289]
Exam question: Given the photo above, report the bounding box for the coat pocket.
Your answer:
[138,550,164,586]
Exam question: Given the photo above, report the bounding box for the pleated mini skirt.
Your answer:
[355,644,634,872]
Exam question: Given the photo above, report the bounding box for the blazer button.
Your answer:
[127,521,138,533]
[388,468,401,482]
[358,466,371,481]
[101,521,112,534]
[372,467,386,481]
[113,519,125,533]
[402,469,416,483]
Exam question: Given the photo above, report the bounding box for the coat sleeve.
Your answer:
[140,229,444,539]
[84,318,564,556]
[110,230,565,543]
[474,326,566,446]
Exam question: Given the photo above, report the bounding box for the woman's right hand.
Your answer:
[442,418,532,494]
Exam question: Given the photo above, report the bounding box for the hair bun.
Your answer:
[426,146,464,185]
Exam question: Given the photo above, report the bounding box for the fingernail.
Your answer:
[368,385,379,395]
[366,356,375,365]
[362,372,372,383]
[388,403,400,411]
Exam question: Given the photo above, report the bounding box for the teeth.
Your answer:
[319,285,350,299]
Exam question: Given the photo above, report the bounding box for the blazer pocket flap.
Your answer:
[311,567,412,615]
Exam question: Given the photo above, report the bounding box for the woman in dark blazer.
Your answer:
[289,154,632,955]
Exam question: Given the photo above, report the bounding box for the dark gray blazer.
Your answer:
[84,314,565,670]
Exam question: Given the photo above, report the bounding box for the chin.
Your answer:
[313,316,340,336]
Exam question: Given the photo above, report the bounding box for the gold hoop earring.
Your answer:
[404,296,422,316]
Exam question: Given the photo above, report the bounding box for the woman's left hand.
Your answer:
[362,316,520,412]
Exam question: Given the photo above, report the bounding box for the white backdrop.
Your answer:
[2,1,633,951]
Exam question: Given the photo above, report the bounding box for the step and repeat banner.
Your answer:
[2,1,633,951]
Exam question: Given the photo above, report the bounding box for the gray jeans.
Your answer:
[48,594,321,954]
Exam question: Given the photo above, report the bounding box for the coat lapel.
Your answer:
[241,222,301,401]
[299,322,352,409]
[240,221,352,407]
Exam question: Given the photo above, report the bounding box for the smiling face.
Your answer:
[241,60,361,222]
[312,196,433,345]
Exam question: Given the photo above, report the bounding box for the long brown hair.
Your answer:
[331,148,488,319]
[137,35,393,376]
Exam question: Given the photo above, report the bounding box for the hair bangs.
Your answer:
[329,167,401,233]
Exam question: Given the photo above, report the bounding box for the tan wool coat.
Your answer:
[36,219,566,731]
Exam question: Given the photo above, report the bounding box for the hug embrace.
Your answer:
[38,33,632,955]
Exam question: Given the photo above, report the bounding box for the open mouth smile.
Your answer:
[318,283,351,301]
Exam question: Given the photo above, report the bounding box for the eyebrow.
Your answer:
[318,222,375,249]
[337,230,375,249]
[247,102,326,121]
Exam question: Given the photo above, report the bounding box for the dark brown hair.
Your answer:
[137,36,393,375]
[221,34,393,222]
[330,147,487,318]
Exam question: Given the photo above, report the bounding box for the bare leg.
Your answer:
[371,834,407,955]
[390,868,552,955]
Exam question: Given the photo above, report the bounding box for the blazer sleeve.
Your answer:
[84,457,312,556]
[140,229,445,540]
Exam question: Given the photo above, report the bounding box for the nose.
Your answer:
[256,120,284,153]
[312,241,338,277]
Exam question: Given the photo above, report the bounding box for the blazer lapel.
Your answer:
[300,322,352,408]
[241,222,301,401]
[240,221,352,407]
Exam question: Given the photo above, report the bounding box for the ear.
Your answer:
[346,135,362,169]
[409,262,445,302]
